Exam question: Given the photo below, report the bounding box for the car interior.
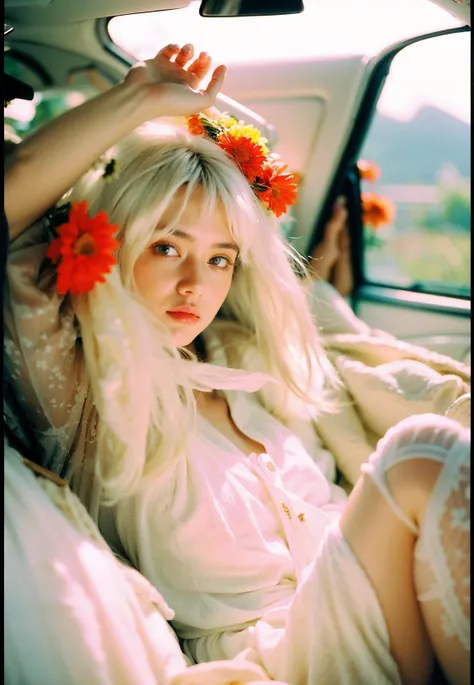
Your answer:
[4,0,470,364]
[3,0,471,680]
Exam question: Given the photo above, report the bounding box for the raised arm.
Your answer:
[4,44,226,240]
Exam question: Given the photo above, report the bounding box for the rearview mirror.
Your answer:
[199,0,304,17]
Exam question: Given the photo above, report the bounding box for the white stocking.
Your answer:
[362,414,470,683]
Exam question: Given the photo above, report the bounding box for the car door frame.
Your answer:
[308,25,471,328]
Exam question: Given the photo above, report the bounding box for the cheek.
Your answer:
[209,273,233,312]
[133,256,168,302]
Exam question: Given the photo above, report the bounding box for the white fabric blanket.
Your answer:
[310,282,470,485]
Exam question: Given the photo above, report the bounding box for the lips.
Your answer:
[166,306,201,324]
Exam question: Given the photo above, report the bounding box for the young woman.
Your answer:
[4,43,469,685]
[4,42,284,685]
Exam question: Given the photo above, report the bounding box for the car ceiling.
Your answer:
[4,0,191,25]
[4,0,470,27]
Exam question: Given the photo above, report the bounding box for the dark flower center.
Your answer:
[234,148,252,164]
[74,233,96,256]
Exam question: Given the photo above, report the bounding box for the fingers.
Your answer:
[188,51,212,81]
[333,196,347,218]
[325,209,347,244]
[338,227,351,252]
[174,43,194,68]
[155,43,195,69]
[156,43,180,60]
[203,64,227,102]
[328,198,348,228]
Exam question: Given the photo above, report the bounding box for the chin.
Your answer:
[172,330,201,349]
[174,336,196,349]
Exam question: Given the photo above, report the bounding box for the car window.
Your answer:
[4,53,99,139]
[359,31,470,299]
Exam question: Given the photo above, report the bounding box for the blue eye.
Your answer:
[209,256,232,269]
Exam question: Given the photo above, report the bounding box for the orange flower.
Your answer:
[46,201,120,296]
[254,167,298,218]
[186,114,205,136]
[361,192,396,230]
[217,133,266,182]
[357,159,381,183]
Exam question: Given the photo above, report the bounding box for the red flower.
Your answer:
[254,166,298,218]
[46,201,120,296]
[186,114,205,136]
[357,159,381,183]
[361,192,396,230]
[217,133,266,182]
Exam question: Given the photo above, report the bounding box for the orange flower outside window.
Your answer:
[46,201,119,296]
[357,158,396,232]
[357,159,381,183]
[361,192,396,230]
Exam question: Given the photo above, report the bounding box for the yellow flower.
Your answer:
[216,112,238,128]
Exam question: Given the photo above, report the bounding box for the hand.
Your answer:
[125,43,227,119]
[5,44,226,238]
[308,197,348,281]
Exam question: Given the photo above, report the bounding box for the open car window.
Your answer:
[359,30,470,299]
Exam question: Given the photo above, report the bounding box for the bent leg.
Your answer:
[341,414,470,685]
[341,469,434,685]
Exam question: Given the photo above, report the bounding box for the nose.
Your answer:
[176,258,205,297]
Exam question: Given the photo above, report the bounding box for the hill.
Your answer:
[360,106,470,185]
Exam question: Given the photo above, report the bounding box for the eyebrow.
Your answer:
[166,228,240,253]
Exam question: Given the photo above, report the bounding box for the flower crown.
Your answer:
[186,110,298,218]
[47,113,298,297]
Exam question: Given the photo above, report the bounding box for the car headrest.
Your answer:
[4,73,34,104]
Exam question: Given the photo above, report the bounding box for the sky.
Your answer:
[109,0,470,124]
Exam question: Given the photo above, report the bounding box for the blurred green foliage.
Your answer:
[5,93,79,138]
[366,229,470,294]
[414,185,470,233]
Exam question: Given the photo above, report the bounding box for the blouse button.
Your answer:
[281,502,292,519]
[256,454,277,481]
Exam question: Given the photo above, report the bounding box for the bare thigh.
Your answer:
[340,467,437,685]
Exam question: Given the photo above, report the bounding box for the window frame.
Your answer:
[309,24,470,312]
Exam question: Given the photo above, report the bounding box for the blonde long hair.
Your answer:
[66,122,336,503]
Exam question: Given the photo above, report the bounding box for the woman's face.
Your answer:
[134,187,238,348]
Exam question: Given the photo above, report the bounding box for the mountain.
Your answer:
[360,106,470,185]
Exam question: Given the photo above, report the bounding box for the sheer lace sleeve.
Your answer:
[4,218,89,474]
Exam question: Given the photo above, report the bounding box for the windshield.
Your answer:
[108,0,462,64]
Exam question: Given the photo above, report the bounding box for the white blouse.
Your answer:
[103,339,348,661]
[5,223,347,665]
